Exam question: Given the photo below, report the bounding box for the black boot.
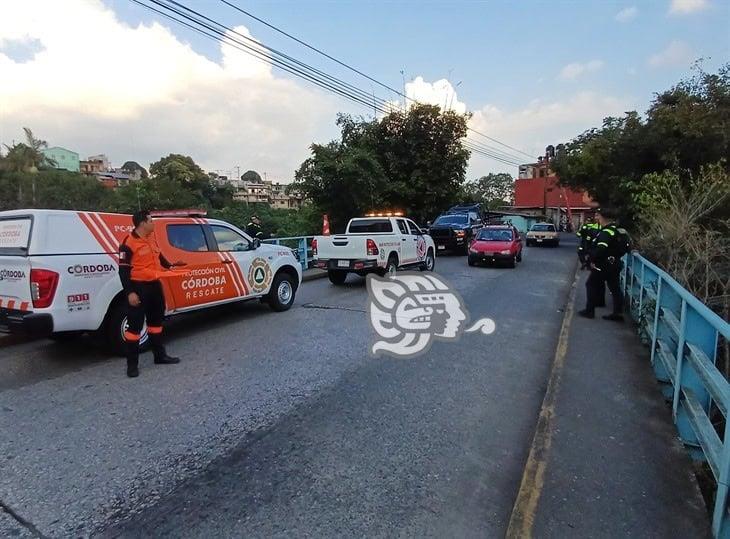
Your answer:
[602,313,625,322]
[150,333,180,365]
[578,309,595,319]
[126,341,139,378]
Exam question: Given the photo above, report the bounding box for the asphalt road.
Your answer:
[1,236,577,538]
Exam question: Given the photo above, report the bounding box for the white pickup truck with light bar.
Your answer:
[312,215,436,284]
[0,209,302,354]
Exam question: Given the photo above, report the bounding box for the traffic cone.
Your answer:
[323,214,330,236]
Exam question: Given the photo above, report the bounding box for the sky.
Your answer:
[1,0,728,182]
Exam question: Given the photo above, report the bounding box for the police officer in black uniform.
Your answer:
[578,207,624,322]
[576,216,600,270]
[246,215,263,240]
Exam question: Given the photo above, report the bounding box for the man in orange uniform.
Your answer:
[118,210,185,378]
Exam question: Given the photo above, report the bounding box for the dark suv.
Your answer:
[427,204,484,254]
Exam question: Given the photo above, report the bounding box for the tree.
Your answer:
[292,104,470,228]
[552,64,729,225]
[147,153,232,210]
[120,160,148,179]
[1,128,56,174]
[241,170,262,183]
[461,173,515,209]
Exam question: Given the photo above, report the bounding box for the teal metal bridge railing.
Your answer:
[263,236,316,272]
[623,252,730,538]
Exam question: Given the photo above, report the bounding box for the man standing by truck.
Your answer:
[119,210,185,378]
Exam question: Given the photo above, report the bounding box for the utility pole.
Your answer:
[400,69,406,111]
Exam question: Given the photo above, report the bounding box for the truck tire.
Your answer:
[508,255,517,268]
[420,249,435,272]
[268,271,297,311]
[328,270,348,285]
[103,299,149,357]
[383,255,398,277]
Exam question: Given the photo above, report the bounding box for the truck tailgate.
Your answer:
[0,256,33,311]
[316,235,369,259]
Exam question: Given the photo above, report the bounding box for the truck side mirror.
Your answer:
[250,238,261,250]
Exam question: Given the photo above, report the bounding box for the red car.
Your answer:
[468,225,523,268]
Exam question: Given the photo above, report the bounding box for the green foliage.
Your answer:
[1,127,56,173]
[292,103,470,228]
[460,173,515,209]
[552,64,730,226]
[0,170,112,211]
[241,170,262,183]
[210,202,321,238]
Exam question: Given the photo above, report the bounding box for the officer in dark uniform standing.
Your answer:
[246,215,263,240]
[576,216,600,270]
[119,210,186,378]
[578,207,624,322]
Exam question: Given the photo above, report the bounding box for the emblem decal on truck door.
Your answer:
[247,257,272,293]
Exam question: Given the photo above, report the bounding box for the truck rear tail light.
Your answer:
[30,269,59,309]
[311,238,318,256]
[366,239,379,256]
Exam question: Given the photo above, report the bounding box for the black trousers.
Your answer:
[585,264,623,314]
[126,280,166,364]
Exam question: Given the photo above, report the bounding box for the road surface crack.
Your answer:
[302,303,366,313]
[0,499,49,539]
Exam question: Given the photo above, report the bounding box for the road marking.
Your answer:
[505,263,580,539]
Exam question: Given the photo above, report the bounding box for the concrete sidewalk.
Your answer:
[517,271,710,538]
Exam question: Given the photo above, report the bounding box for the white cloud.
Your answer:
[615,6,639,22]
[0,0,339,179]
[390,76,467,114]
[558,60,604,80]
[648,40,695,68]
[467,92,633,174]
[669,0,709,15]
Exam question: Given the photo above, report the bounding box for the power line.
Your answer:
[130,0,529,167]
[219,0,533,162]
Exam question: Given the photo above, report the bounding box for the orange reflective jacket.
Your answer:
[119,231,171,288]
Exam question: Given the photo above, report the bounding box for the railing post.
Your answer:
[638,262,646,318]
[672,299,687,420]
[713,419,730,538]
[650,278,663,367]
[298,237,307,272]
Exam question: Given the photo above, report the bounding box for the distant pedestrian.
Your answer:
[246,215,263,240]
[576,216,600,270]
[578,208,630,322]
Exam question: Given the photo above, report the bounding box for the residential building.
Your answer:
[80,157,108,175]
[42,146,80,172]
[232,179,306,209]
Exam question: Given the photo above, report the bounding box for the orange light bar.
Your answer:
[149,209,208,218]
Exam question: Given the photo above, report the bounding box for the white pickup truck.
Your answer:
[312,216,436,284]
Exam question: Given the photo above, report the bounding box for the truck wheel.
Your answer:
[420,249,435,272]
[383,255,398,277]
[328,270,348,285]
[508,255,517,268]
[268,271,297,311]
[516,250,523,262]
[103,299,149,357]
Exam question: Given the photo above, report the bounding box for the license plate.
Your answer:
[437,245,446,250]
[337,260,349,268]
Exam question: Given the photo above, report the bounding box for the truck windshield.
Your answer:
[477,229,513,241]
[433,215,467,226]
[348,219,393,233]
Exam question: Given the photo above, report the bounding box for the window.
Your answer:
[211,225,250,252]
[166,224,209,252]
[433,215,468,226]
[348,219,393,233]
[396,219,409,234]
[407,220,422,235]
[477,229,513,241]
[531,224,556,232]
